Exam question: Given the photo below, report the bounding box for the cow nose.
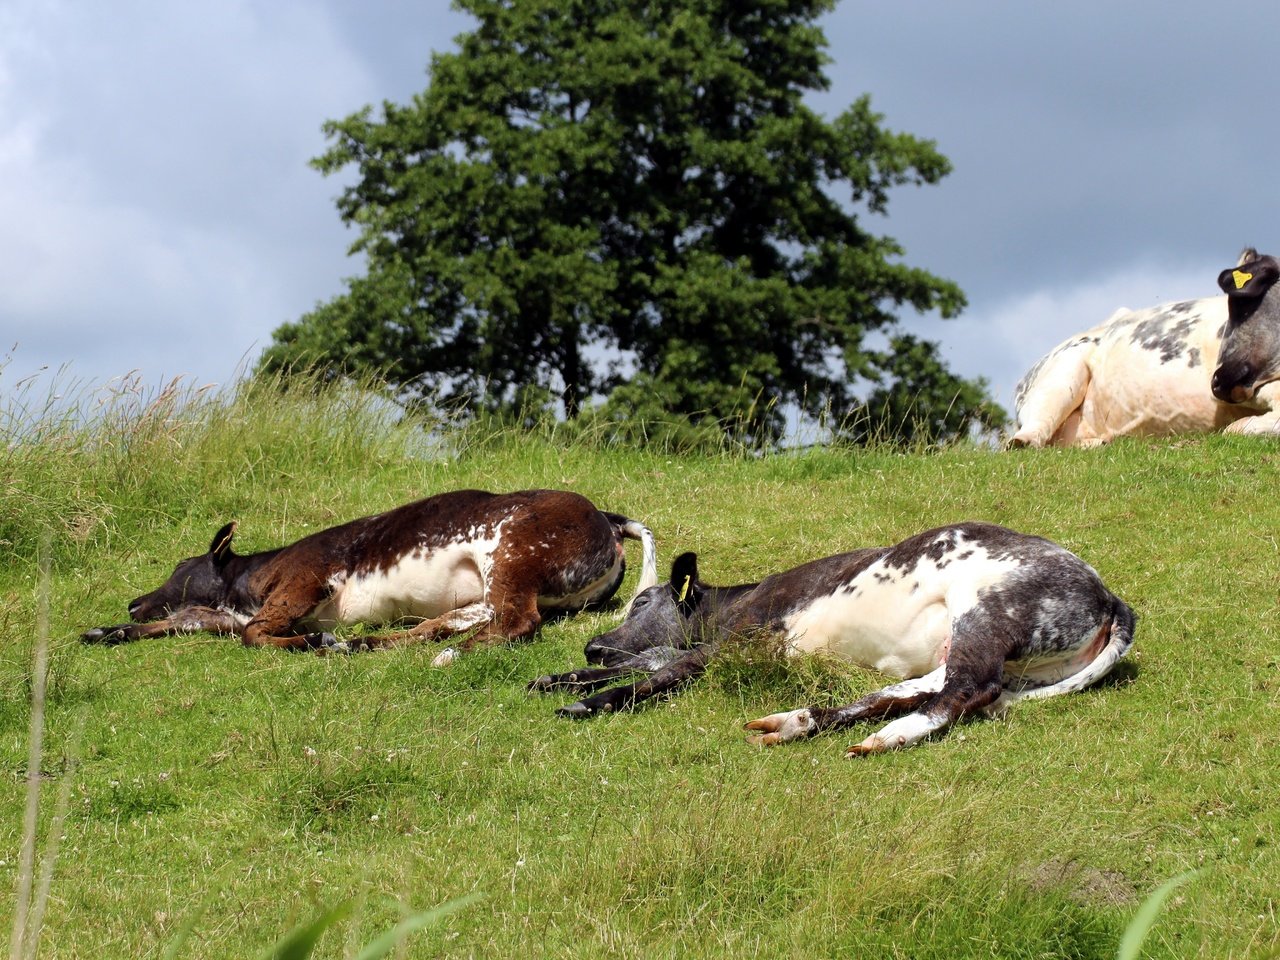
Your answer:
[1212,361,1254,402]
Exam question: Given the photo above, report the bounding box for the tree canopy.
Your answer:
[261,0,1005,444]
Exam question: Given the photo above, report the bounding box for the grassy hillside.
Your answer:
[2,379,1278,958]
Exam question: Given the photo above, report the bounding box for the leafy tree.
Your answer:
[262,0,1005,443]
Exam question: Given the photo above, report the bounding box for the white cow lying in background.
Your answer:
[1010,249,1280,447]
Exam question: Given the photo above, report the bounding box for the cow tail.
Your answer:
[1010,596,1136,703]
[603,513,658,615]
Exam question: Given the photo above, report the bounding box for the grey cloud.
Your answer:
[2,0,1276,419]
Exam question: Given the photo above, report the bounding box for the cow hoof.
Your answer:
[431,647,459,668]
[527,675,554,692]
[557,701,592,719]
[310,632,350,655]
[844,737,885,758]
[81,625,129,645]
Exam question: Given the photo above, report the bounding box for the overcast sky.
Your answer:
[3,0,1277,418]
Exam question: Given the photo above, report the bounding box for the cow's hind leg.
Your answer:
[428,587,543,666]
[1008,339,1093,448]
[745,667,946,746]
[344,602,498,661]
[845,635,1008,756]
[845,675,1002,756]
[355,583,543,666]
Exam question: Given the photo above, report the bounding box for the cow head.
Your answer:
[1211,249,1280,405]
[582,552,706,667]
[127,522,238,621]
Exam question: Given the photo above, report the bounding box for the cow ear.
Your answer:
[669,552,700,611]
[209,522,237,566]
[1219,258,1280,299]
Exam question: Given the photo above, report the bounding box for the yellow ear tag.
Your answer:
[677,575,691,602]
[1233,269,1254,290]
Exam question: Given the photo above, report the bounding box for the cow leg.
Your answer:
[420,575,549,665]
[1225,410,1280,435]
[527,664,643,694]
[556,647,712,717]
[528,646,689,694]
[81,605,245,645]
[1008,340,1093,447]
[744,666,946,745]
[343,602,498,657]
[425,589,543,666]
[845,637,1008,756]
[241,581,333,651]
[350,586,541,665]
[845,678,1002,756]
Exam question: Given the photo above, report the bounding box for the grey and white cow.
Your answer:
[529,522,1135,756]
[1010,249,1280,447]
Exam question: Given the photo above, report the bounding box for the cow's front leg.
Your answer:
[557,647,711,717]
[527,664,642,694]
[1225,410,1280,435]
[82,605,244,644]
[242,583,331,651]
[530,646,688,694]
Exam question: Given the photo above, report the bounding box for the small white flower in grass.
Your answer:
[303,746,317,758]
[370,814,379,823]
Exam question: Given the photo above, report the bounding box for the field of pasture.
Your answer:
[2,378,1279,958]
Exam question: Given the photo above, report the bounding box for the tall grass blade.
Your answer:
[159,903,210,960]
[1117,870,1198,960]
[24,710,85,959]
[351,893,482,960]
[258,900,355,960]
[8,530,51,960]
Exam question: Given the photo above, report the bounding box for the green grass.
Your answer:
[3,378,1279,957]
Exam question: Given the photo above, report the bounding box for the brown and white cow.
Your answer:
[82,489,657,665]
[1009,249,1280,447]
[530,522,1134,755]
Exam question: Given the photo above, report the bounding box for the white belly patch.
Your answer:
[308,540,492,628]
[782,539,1022,678]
